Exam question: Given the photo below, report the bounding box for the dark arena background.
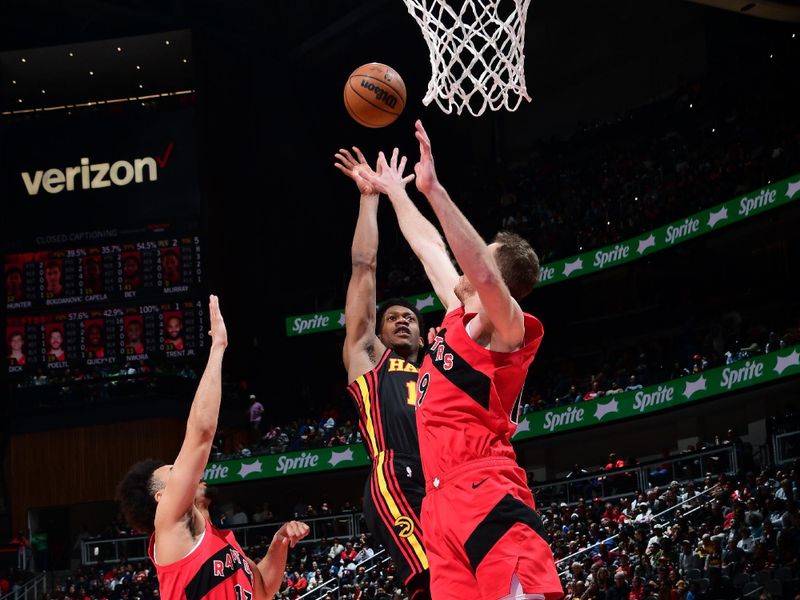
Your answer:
[1,1,799,599]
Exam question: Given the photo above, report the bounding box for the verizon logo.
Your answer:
[20,143,173,196]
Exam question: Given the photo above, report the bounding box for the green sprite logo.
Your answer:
[276,452,320,475]
[542,405,585,432]
[720,361,764,390]
[203,463,230,481]
[632,385,674,412]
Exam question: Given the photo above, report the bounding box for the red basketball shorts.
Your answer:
[421,457,563,600]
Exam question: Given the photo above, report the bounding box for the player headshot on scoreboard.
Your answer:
[46,324,66,362]
[160,248,182,288]
[124,316,146,355]
[163,311,184,352]
[44,259,64,298]
[5,266,25,303]
[82,255,104,295]
[84,319,106,359]
[7,329,26,366]
[122,251,142,290]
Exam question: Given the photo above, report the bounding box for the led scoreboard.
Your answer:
[5,231,205,373]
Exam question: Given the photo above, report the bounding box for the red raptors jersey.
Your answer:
[148,520,256,600]
[416,307,543,482]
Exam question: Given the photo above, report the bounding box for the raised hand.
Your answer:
[413,120,439,195]
[360,147,415,195]
[207,294,227,349]
[274,520,310,548]
[334,146,380,196]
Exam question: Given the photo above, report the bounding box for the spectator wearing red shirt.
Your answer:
[340,541,357,563]
[290,570,308,593]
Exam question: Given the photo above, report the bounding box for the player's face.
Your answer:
[163,254,179,273]
[166,317,182,339]
[49,330,63,349]
[127,321,142,342]
[454,243,501,302]
[378,306,422,353]
[88,326,103,346]
[194,481,209,506]
[6,271,22,292]
[124,258,139,277]
[10,334,23,352]
[45,266,62,290]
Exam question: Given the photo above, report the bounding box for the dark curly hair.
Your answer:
[375,297,425,335]
[117,459,166,534]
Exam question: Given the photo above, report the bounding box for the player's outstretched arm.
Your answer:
[335,147,387,382]
[362,148,459,312]
[413,121,524,349]
[154,295,227,536]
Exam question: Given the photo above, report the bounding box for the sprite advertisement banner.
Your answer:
[286,174,800,337]
[285,292,443,336]
[513,345,800,441]
[203,444,371,485]
[207,347,800,484]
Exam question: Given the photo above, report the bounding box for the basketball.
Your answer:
[343,63,406,128]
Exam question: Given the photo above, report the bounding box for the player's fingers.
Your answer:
[390,147,399,170]
[339,148,357,165]
[415,119,431,145]
[377,151,390,169]
[398,155,407,174]
[352,146,367,164]
[401,174,415,185]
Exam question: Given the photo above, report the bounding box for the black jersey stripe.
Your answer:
[463,494,546,572]
[184,544,253,600]
[426,330,492,410]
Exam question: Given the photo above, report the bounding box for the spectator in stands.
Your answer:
[625,375,643,391]
[248,394,264,444]
[253,501,275,524]
[229,504,249,525]
[606,571,629,600]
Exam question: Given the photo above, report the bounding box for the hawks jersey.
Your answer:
[148,520,256,600]
[347,348,421,459]
[415,306,543,482]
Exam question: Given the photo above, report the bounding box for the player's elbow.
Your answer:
[189,417,218,442]
[350,254,377,273]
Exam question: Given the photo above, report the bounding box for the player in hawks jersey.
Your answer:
[362,126,563,600]
[335,147,431,599]
[117,295,309,600]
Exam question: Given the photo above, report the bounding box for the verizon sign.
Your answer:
[20,143,173,196]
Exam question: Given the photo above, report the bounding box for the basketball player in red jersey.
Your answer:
[363,125,563,600]
[117,295,309,600]
[334,147,431,599]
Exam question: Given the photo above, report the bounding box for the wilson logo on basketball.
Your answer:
[360,80,398,109]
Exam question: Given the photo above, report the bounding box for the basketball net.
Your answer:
[402,0,532,116]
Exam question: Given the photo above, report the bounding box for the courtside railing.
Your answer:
[0,572,48,600]
[81,512,363,565]
[532,445,736,507]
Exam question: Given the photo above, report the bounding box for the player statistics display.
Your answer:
[5,236,203,311]
[6,300,207,373]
